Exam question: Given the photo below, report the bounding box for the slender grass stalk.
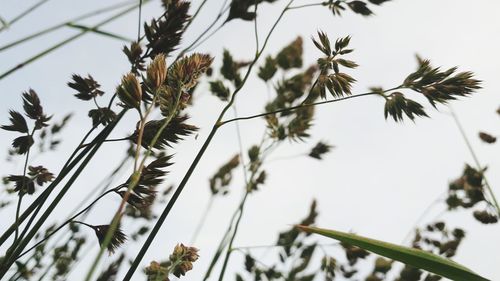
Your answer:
[218,190,251,281]
[0,1,135,52]
[287,2,325,10]
[0,15,7,29]
[216,7,262,278]
[0,0,51,33]
[190,196,215,244]
[13,128,36,244]
[449,107,500,215]
[13,195,23,243]
[175,1,230,60]
[15,188,116,260]
[0,2,148,81]
[66,23,133,42]
[184,0,210,32]
[219,92,378,125]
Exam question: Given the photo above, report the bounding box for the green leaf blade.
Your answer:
[297,225,490,281]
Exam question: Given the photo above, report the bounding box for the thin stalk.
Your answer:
[220,92,379,125]
[66,23,132,42]
[137,0,143,42]
[79,137,130,149]
[449,107,500,215]
[15,189,116,260]
[233,242,340,251]
[202,196,243,280]
[287,2,325,10]
[217,141,274,281]
[13,195,23,243]
[217,190,251,281]
[0,1,134,52]
[0,111,125,278]
[184,0,210,32]
[190,196,215,244]
[0,2,146,81]
[124,2,295,278]
[0,0,50,33]
[175,1,230,60]
[13,128,36,243]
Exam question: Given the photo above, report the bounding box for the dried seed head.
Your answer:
[473,210,498,224]
[478,132,496,144]
[146,54,167,90]
[116,73,142,109]
[144,261,169,281]
[131,116,198,150]
[92,224,127,254]
[123,41,145,74]
[169,243,199,278]
[68,74,104,101]
[276,37,303,70]
[309,141,334,160]
[209,154,240,195]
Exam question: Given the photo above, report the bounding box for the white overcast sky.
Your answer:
[0,0,499,280]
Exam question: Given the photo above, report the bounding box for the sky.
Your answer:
[0,0,499,280]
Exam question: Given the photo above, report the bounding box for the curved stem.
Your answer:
[287,2,325,10]
[217,190,250,281]
[79,136,130,149]
[14,189,115,260]
[13,128,36,244]
[190,196,215,244]
[220,92,378,126]
[175,1,230,60]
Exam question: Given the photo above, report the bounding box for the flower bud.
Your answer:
[117,73,142,109]
[146,54,167,90]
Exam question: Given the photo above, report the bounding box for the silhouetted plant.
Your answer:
[0,1,496,281]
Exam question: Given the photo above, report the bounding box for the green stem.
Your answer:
[190,196,215,244]
[202,201,241,280]
[0,1,134,52]
[13,128,36,244]
[217,190,251,281]
[13,195,23,243]
[287,2,325,10]
[0,2,146,81]
[0,0,51,33]
[66,23,133,42]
